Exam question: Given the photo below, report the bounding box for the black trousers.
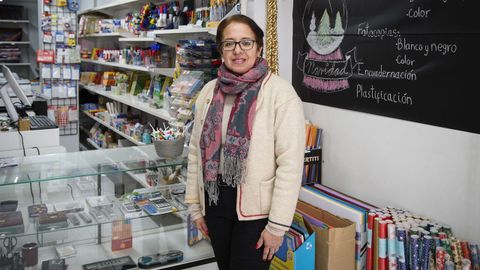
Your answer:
[205,183,270,270]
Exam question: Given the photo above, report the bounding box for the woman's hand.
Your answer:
[256,229,284,261]
[193,216,209,238]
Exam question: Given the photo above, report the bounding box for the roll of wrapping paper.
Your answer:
[411,235,421,270]
[388,223,397,270]
[430,237,439,270]
[375,217,381,270]
[439,232,448,240]
[436,247,446,270]
[462,259,472,270]
[461,242,471,262]
[422,236,433,270]
[444,261,455,270]
[443,239,453,258]
[368,212,377,270]
[442,225,453,238]
[451,241,461,266]
[411,227,421,236]
[379,220,388,270]
[397,227,407,270]
[469,244,479,270]
[456,241,464,266]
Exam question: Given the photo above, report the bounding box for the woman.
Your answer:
[185,14,305,270]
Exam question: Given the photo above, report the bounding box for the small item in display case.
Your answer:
[120,202,144,219]
[78,211,92,223]
[89,205,117,223]
[0,200,18,212]
[0,211,24,234]
[41,258,67,270]
[38,211,68,231]
[82,256,137,270]
[55,245,76,259]
[86,195,113,208]
[111,219,132,251]
[66,213,80,226]
[73,177,97,197]
[149,194,174,214]
[135,199,159,216]
[54,201,84,213]
[137,250,184,269]
[28,204,48,217]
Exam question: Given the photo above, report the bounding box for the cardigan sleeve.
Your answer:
[267,94,306,234]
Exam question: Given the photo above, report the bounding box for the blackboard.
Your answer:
[292,0,480,134]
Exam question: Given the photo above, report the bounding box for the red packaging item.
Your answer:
[37,50,55,63]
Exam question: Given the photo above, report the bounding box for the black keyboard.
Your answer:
[29,115,57,130]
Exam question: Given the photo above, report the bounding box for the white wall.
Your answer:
[247,0,480,242]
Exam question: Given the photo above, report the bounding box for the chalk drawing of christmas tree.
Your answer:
[307,10,344,55]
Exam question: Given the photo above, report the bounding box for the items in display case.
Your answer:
[41,258,67,270]
[27,204,48,217]
[0,143,211,267]
[0,211,24,234]
[38,211,68,231]
[111,219,132,251]
[137,250,184,268]
[0,200,18,212]
[82,256,136,270]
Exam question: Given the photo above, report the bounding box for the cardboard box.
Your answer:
[297,200,356,270]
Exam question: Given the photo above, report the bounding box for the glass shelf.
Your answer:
[0,145,186,186]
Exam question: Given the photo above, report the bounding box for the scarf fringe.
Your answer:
[205,181,220,206]
[222,154,247,187]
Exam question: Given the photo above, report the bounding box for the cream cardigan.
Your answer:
[185,71,306,233]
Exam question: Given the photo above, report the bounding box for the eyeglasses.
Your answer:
[221,39,256,51]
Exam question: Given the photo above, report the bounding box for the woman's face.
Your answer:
[220,22,262,75]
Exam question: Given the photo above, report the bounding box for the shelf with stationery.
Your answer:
[0,4,36,79]
[80,83,174,122]
[0,62,31,66]
[0,146,210,269]
[0,41,30,45]
[80,59,175,77]
[78,0,143,16]
[81,110,145,146]
[78,32,125,38]
[0,19,30,24]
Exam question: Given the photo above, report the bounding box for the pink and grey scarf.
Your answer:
[200,58,269,205]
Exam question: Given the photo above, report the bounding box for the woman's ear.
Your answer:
[257,46,263,58]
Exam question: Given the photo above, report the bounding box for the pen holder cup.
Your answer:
[154,136,185,158]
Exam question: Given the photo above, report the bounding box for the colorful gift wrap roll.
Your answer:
[379,220,388,270]
[461,242,471,262]
[410,235,421,270]
[436,247,446,270]
[439,232,447,240]
[411,227,421,236]
[397,227,407,270]
[462,259,472,270]
[469,244,479,270]
[375,217,381,270]
[442,225,453,237]
[451,241,462,265]
[388,223,397,270]
[444,260,455,270]
[442,239,453,258]
[422,236,433,270]
[368,212,377,270]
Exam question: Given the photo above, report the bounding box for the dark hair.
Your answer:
[216,14,264,53]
